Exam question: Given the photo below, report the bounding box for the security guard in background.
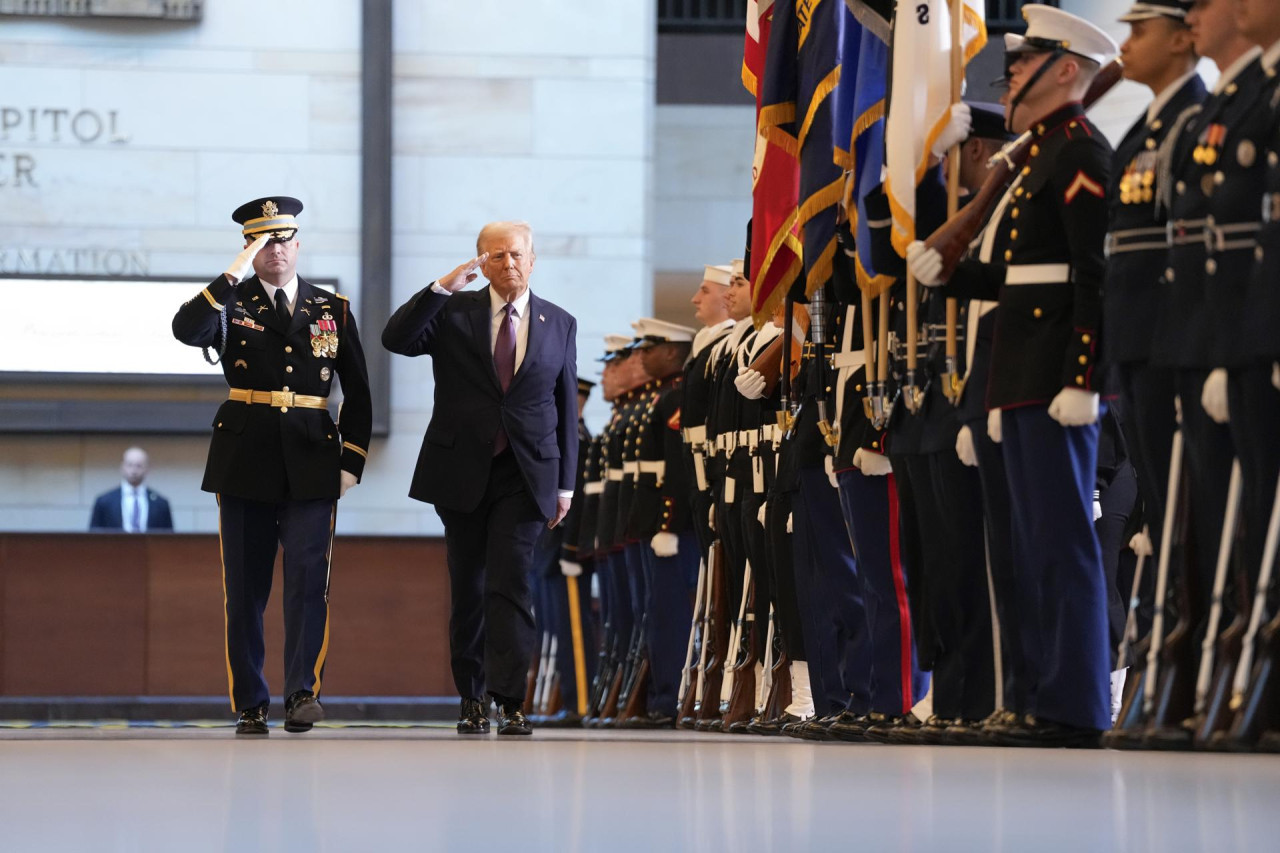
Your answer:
[910,6,1119,747]
[172,196,372,736]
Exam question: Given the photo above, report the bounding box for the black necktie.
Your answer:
[274,288,290,325]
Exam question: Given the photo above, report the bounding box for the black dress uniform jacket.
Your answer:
[172,274,372,502]
[1241,77,1280,363]
[946,103,1113,409]
[1104,73,1208,366]
[1152,54,1269,369]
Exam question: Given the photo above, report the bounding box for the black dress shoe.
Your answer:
[941,718,985,746]
[619,710,676,729]
[784,713,837,741]
[866,712,922,744]
[457,697,490,735]
[827,711,874,743]
[284,691,324,734]
[498,705,533,736]
[748,712,802,736]
[540,710,583,729]
[235,705,269,736]
[991,716,1102,749]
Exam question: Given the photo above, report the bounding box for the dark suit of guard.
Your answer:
[89,486,174,532]
[944,98,1115,738]
[171,197,372,728]
[382,282,577,711]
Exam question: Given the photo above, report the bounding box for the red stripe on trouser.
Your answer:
[886,474,914,713]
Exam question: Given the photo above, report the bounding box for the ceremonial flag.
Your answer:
[747,0,803,324]
[883,0,986,256]
[832,4,892,297]
[793,0,843,298]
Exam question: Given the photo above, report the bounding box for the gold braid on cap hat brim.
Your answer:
[241,213,299,237]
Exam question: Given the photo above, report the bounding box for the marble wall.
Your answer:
[0,0,655,534]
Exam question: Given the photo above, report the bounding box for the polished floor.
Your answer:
[1,725,1277,852]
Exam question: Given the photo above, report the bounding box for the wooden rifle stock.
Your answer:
[723,569,759,727]
[922,60,1124,280]
[750,305,811,400]
[696,540,731,725]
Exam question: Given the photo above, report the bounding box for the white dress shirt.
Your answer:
[260,275,299,315]
[121,481,149,533]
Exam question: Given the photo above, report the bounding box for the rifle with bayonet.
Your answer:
[722,562,759,729]
[694,539,730,728]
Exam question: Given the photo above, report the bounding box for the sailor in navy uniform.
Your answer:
[172,196,372,736]
[909,6,1119,746]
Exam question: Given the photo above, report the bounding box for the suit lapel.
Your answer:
[469,287,502,392]
[288,278,319,337]
[508,292,544,393]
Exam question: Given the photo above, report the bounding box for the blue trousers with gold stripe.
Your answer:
[217,495,335,713]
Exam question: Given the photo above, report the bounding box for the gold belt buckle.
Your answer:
[271,390,295,408]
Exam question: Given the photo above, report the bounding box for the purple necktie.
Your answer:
[130,488,142,533]
[493,303,517,454]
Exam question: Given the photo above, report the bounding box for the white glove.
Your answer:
[1129,530,1154,557]
[930,102,973,158]
[1273,362,1280,392]
[735,368,768,400]
[708,504,716,532]
[987,408,1003,444]
[650,531,679,558]
[1048,388,1100,427]
[906,240,945,287]
[560,559,582,578]
[955,425,978,468]
[1201,368,1230,424]
[824,455,839,488]
[339,470,358,498]
[786,513,793,534]
[1093,497,1103,522]
[757,502,768,528]
[224,234,270,285]
[853,448,892,476]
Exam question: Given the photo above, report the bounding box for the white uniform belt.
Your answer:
[831,351,866,370]
[736,429,753,446]
[584,482,605,496]
[622,461,639,475]
[1207,220,1260,252]
[637,460,665,476]
[1005,263,1070,286]
[761,424,781,443]
[606,469,624,482]
[683,425,707,445]
[1264,192,1280,223]
[1168,218,1209,246]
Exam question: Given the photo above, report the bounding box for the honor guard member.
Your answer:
[909,6,1119,747]
[172,196,372,736]
[617,319,698,727]
[1205,0,1280,751]
[536,376,599,725]
[1141,0,1268,746]
[1106,0,1204,567]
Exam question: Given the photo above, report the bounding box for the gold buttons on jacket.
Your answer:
[1004,250,1013,261]
[1165,267,1175,281]
[285,366,293,373]
[285,346,292,353]
[1206,258,1218,274]
[1010,229,1019,240]
[1011,208,1020,219]
[1022,166,1031,176]
[1081,334,1091,344]
[1079,355,1088,365]
[1076,376,1085,385]
[1031,144,1040,157]
[1033,308,1043,319]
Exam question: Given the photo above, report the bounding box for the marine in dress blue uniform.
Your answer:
[172,196,372,735]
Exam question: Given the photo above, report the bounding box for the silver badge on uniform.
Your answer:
[320,366,331,381]
[1239,140,1257,168]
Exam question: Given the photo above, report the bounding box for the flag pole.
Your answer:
[942,0,964,403]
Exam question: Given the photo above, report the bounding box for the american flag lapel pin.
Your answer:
[539,314,546,322]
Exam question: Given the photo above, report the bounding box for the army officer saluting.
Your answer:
[173,196,372,736]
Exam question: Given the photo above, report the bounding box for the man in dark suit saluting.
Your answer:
[383,221,578,736]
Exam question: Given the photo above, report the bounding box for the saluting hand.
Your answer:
[436,253,490,293]
[224,234,270,285]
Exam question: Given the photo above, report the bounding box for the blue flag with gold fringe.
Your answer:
[793,0,843,298]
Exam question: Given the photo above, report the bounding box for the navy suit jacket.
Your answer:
[382,285,578,520]
[89,487,174,532]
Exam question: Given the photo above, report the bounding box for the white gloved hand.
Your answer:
[1201,368,1230,424]
[735,368,769,400]
[1273,362,1280,392]
[824,455,839,488]
[1093,499,1103,522]
[1129,530,1154,557]
[339,470,358,498]
[930,102,973,158]
[224,234,270,285]
[955,425,978,468]
[786,513,793,534]
[757,502,768,528]
[906,240,945,287]
[987,408,1003,444]
[708,504,716,532]
[560,559,582,578]
[650,531,679,558]
[853,448,893,476]
[1048,388,1100,427]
